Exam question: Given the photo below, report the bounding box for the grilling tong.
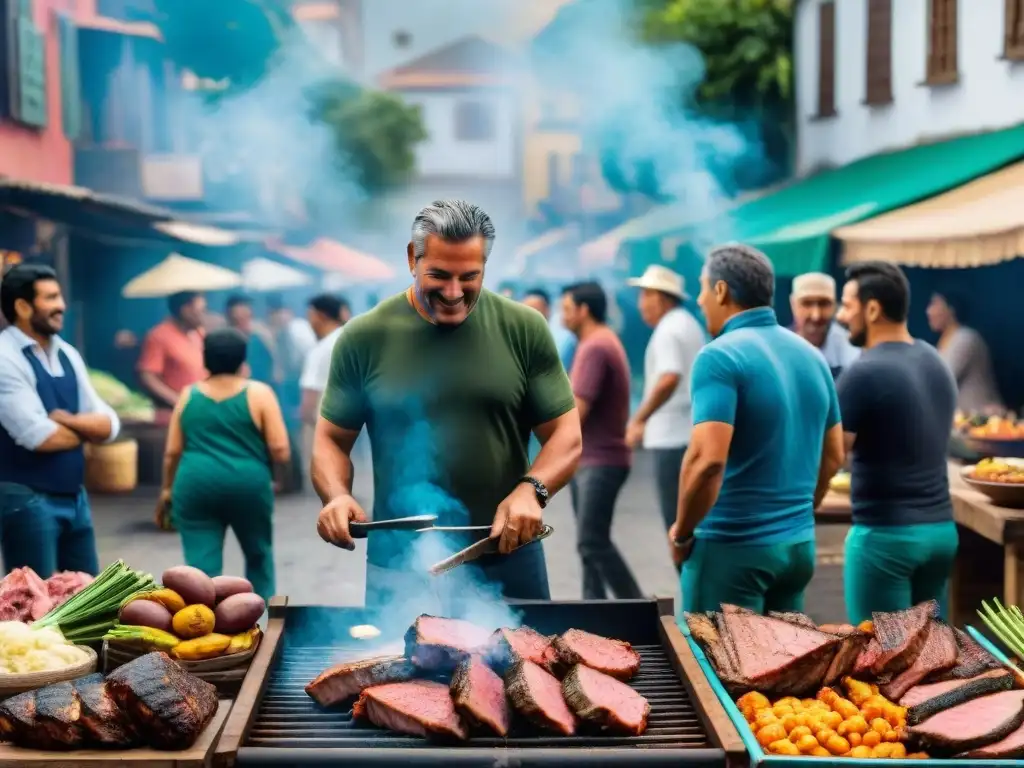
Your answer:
[349,515,554,576]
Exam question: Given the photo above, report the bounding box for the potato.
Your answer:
[214,592,266,634]
[119,600,173,632]
[213,575,253,603]
[172,604,215,639]
[162,566,216,608]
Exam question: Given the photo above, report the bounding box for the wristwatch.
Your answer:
[673,532,695,548]
[519,475,550,509]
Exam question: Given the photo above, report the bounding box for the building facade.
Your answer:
[795,0,1024,175]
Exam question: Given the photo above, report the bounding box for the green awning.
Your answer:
[631,123,1024,276]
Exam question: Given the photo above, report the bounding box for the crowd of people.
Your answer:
[0,197,1008,626]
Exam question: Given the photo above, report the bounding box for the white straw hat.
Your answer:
[626,265,688,300]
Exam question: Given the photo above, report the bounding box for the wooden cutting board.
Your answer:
[0,698,230,768]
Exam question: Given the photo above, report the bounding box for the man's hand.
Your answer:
[625,418,646,449]
[49,409,73,425]
[316,494,368,551]
[155,489,174,531]
[667,520,695,569]
[491,482,543,554]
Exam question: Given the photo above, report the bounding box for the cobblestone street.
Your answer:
[91,450,850,624]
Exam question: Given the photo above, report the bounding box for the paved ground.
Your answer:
[91,450,850,624]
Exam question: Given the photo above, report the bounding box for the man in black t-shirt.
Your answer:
[835,261,958,624]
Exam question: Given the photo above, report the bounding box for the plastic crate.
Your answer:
[681,627,1013,767]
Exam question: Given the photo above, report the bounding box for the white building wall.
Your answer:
[795,0,1024,175]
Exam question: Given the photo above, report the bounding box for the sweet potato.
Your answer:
[214,593,266,634]
[212,575,253,602]
[161,565,216,608]
[119,599,173,632]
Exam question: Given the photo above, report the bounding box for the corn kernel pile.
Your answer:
[736,677,929,759]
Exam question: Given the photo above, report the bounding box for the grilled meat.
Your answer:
[552,628,641,681]
[908,689,1024,754]
[353,680,467,741]
[929,628,1003,681]
[405,615,492,671]
[852,637,883,677]
[34,681,86,748]
[769,611,817,628]
[880,621,958,702]
[958,719,1024,759]
[561,664,650,736]
[505,659,576,736]
[305,655,417,707]
[822,628,870,687]
[450,656,510,737]
[74,673,138,747]
[901,669,1014,725]
[0,690,65,749]
[870,600,938,677]
[105,651,219,750]
[488,626,562,676]
[685,612,750,695]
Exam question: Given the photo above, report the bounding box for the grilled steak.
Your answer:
[717,606,842,696]
[451,656,510,737]
[901,669,1014,725]
[769,611,817,628]
[306,655,417,707]
[105,651,219,750]
[553,629,641,681]
[406,615,493,671]
[353,680,466,741]
[0,690,65,749]
[871,600,938,677]
[852,637,883,677]
[822,627,870,687]
[908,689,1024,754]
[685,612,750,695]
[74,673,138,747]
[880,621,958,702]
[930,628,1002,681]
[488,627,562,676]
[561,663,650,736]
[34,680,87,748]
[959,719,1024,759]
[505,659,576,735]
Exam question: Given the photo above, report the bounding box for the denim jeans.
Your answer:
[0,483,99,577]
[570,465,642,600]
[652,446,686,531]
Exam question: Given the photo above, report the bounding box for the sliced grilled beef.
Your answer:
[880,621,958,702]
[561,663,650,736]
[958,719,1024,759]
[74,673,138,747]
[553,629,641,681]
[0,690,64,749]
[871,600,938,677]
[488,627,562,676]
[451,656,510,737]
[354,680,466,741]
[405,615,492,671]
[685,612,750,695]
[852,637,883,677]
[105,651,219,750]
[505,659,576,735]
[34,680,86,748]
[769,611,817,628]
[305,655,417,707]
[901,669,1014,725]
[928,628,1002,681]
[822,628,871,687]
[908,689,1024,754]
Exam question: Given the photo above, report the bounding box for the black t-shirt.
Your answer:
[837,341,957,526]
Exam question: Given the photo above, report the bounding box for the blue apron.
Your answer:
[0,347,99,576]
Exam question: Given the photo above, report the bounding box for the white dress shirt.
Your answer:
[0,326,121,450]
[643,307,706,449]
[300,326,343,393]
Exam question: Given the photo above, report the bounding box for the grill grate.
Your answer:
[247,642,710,750]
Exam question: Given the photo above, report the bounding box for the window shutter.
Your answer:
[817,2,836,116]
[58,14,81,140]
[15,11,46,128]
[865,0,892,105]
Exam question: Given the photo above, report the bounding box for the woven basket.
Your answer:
[0,645,98,697]
[102,637,259,698]
[84,439,138,494]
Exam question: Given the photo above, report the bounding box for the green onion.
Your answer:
[978,598,1024,660]
[32,560,155,641]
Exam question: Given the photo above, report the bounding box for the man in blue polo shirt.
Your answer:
[668,244,845,613]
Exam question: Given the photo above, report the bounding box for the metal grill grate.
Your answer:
[247,643,710,750]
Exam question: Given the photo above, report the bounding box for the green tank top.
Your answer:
[174,387,273,502]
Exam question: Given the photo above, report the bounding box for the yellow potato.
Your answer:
[753,710,779,729]
[756,723,788,748]
[883,729,900,743]
[789,725,813,741]
[772,704,795,718]
[768,739,801,756]
[872,743,895,758]
[810,746,831,757]
[780,714,800,733]
[850,746,874,758]
[848,732,863,748]
[890,743,907,758]
[776,697,802,710]
[822,710,843,729]
[814,727,836,745]
[833,699,860,720]
[837,715,869,736]
[825,734,851,755]
[737,691,771,712]
[907,752,930,759]
[870,717,890,735]
[795,734,819,754]
[861,731,881,748]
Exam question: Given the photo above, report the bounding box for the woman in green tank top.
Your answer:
[158,329,290,600]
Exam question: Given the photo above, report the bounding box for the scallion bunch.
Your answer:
[978,598,1024,661]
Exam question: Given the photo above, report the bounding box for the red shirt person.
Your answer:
[561,281,641,600]
[137,292,207,424]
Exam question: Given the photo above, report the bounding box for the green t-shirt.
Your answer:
[321,289,575,567]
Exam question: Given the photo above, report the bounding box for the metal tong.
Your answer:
[349,515,439,539]
[425,524,554,576]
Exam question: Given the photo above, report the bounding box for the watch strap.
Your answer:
[519,475,549,508]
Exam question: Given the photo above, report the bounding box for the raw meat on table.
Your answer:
[505,659,576,736]
[901,669,1014,725]
[354,680,467,741]
[561,663,650,736]
[908,689,1024,754]
[305,655,417,707]
[0,567,53,621]
[553,628,641,681]
[405,615,492,671]
[880,620,958,702]
[450,656,510,737]
[45,571,94,608]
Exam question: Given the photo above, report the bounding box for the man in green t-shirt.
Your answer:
[312,200,582,602]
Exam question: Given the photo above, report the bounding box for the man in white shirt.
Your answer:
[625,266,706,538]
[300,294,347,479]
[790,272,860,380]
[0,264,120,576]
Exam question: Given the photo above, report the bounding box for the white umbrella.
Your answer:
[122,253,242,298]
[242,257,311,291]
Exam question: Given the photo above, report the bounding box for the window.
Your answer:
[816,2,837,117]
[1006,0,1024,59]
[926,0,958,84]
[865,0,892,105]
[453,101,494,142]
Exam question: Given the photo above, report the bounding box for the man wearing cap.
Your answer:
[626,266,706,538]
[790,272,859,380]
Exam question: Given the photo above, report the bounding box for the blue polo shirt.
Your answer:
[691,307,840,545]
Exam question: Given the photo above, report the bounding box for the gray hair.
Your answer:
[705,243,775,309]
[411,200,496,261]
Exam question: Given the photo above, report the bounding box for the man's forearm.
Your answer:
[139,373,179,407]
[311,435,355,504]
[633,374,680,423]
[161,452,181,494]
[813,456,843,509]
[59,413,113,443]
[527,425,581,496]
[37,425,82,452]
[675,452,725,535]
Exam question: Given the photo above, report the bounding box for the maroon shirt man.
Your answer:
[561,282,642,600]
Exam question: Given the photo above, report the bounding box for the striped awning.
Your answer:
[835,161,1024,268]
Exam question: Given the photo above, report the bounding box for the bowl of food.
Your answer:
[962,459,1024,508]
[960,414,1024,459]
[0,622,98,696]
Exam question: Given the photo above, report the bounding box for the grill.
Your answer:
[215,598,748,767]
